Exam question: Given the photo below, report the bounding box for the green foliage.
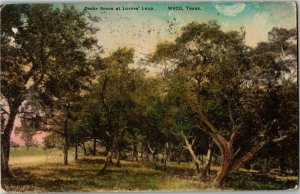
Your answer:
[43,133,64,149]
[224,172,296,190]
[150,20,298,183]
[1,7,298,189]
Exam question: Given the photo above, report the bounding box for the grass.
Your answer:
[9,147,74,167]
[224,171,298,190]
[1,147,298,192]
[10,147,56,157]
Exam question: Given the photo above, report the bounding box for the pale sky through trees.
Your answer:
[74,2,297,47]
[69,2,297,74]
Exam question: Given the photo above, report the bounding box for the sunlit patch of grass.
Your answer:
[9,147,70,166]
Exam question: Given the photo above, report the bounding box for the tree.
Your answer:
[151,21,297,185]
[1,4,99,175]
[43,132,63,149]
[15,125,37,150]
[80,47,147,172]
[164,70,213,178]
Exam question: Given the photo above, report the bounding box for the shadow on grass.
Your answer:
[2,158,163,192]
[223,171,298,190]
[76,157,105,165]
[2,168,80,192]
[2,158,297,192]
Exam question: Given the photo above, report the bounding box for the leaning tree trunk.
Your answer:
[214,142,234,185]
[98,148,113,174]
[63,119,69,165]
[98,135,116,174]
[183,135,202,174]
[189,96,290,186]
[1,104,19,178]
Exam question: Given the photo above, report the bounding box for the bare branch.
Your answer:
[183,134,202,166]
[191,137,196,147]
[272,135,288,143]
[147,142,156,154]
[234,148,241,156]
[229,128,240,144]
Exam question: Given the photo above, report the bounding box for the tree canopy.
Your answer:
[1,4,298,188]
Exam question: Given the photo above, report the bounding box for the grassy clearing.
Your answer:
[1,147,298,192]
[9,147,75,167]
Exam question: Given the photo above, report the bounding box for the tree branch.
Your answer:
[183,134,202,166]
[231,135,289,171]
[147,142,156,154]
[37,128,64,136]
[229,128,240,145]
[272,135,288,143]
[188,95,228,148]
[1,107,9,115]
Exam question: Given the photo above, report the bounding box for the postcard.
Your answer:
[1,1,298,192]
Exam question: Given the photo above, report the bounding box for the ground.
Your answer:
[1,147,298,192]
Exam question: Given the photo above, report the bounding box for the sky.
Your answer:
[73,2,296,52]
[68,2,297,73]
[10,1,297,145]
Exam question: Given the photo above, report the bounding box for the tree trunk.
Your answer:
[75,144,78,160]
[98,148,113,174]
[200,142,214,178]
[133,143,138,162]
[147,143,157,163]
[115,149,121,167]
[63,119,69,165]
[98,135,116,174]
[131,144,134,161]
[82,142,87,155]
[141,144,145,162]
[183,135,202,174]
[177,151,182,165]
[93,138,96,156]
[265,154,269,173]
[195,162,200,173]
[190,98,289,186]
[1,105,19,177]
[163,143,169,169]
[152,153,156,162]
[215,143,234,185]
[279,156,286,174]
[63,140,69,165]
